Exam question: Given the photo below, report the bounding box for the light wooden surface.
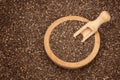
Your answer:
[44,16,100,69]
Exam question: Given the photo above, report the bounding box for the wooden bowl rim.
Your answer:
[44,16,100,69]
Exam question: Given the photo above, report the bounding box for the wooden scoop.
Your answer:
[73,11,111,42]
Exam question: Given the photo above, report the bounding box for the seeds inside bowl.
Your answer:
[50,20,95,62]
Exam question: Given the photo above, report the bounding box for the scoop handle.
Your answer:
[93,11,111,29]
